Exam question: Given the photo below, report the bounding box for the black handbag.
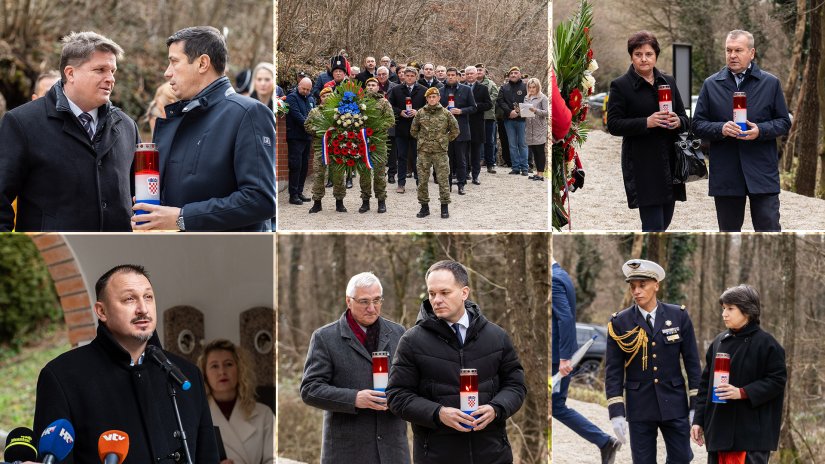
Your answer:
[673,129,708,183]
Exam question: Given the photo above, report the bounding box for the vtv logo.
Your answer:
[103,432,126,441]
[59,427,74,444]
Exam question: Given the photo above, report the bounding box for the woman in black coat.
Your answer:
[691,285,787,464]
[607,31,689,231]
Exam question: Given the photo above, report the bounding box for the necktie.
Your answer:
[78,112,94,139]
[452,323,463,347]
[735,73,745,89]
[646,314,654,331]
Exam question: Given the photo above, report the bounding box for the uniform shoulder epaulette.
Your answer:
[680,304,686,311]
[611,311,618,318]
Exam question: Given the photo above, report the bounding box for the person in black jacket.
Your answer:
[691,285,787,464]
[387,67,427,194]
[0,31,139,232]
[606,31,689,232]
[285,77,316,206]
[464,66,493,185]
[386,260,526,464]
[440,68,477,195]
[33,264,219,463]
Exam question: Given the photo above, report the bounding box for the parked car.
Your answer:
[588,92,607,122]
[571,322,607,387]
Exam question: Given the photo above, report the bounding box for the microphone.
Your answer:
[38,419,74,464]
[145,345,192,391]
[98,430,129,464]
[4,426,38,462]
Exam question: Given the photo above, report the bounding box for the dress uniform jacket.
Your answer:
[605,301,701,422]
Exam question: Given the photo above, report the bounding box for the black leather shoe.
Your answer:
[472,179,480,185]
[388,175,396,184]
[416,203,430,218]
[509,170,520,175]
[308,200,322,213]
[458,186,466,195]
[298,194,311,202]
[600,437,620,464]
[440,203,449,218]
[289,194,303,205]
[377,200,386,213]
[487,166,497,174]
[335,199,347,212]
[346,178,353,189]
[358,200,370,213]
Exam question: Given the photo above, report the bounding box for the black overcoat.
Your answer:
[607,65,688,209]
[387,83,426,138]
[468,83,493,143]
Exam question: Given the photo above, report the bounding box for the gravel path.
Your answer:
[560,130,825,232]
[553,398,704,463]
[277,168,549,231]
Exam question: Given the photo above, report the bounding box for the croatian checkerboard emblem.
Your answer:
[148,176,159,195]
[468,396,476,408]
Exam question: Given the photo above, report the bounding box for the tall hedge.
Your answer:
[0,235,62,352]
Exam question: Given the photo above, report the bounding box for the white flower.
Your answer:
[363,116,368,120]
[587,59,599,73]
[344,120,351,126]
[582,74,596,91]
[360,104,366,110]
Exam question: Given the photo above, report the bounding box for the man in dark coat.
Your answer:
[355,56,378,85]
[693,29,791,232]
[0,31,138,232]
[34,264,219,463]
[463,66,492,185]
[135,27,276,232]
[440,68,477,194]
[417,63,441,89]
[387,67,426,194]
[301,272,410,464]
[387,260,526,464]
[553,260,620,463]
[605,259,701,464]
[285,77,315,206]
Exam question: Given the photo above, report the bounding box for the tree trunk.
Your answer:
[782,0,807,119]
[818,4,825,199]
[792,2,822,196]
[286,235,305,353]
[778,236,799,462]
[621,234,646,308]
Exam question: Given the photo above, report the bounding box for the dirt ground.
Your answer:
[552,398,704,463]
[560,130,825,232]
[277,167,549,231]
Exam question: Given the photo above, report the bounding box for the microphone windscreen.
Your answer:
[38,419,75,461]
[97,430,129,463]
[3,426,38,462]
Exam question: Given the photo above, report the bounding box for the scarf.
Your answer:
[345,309,381,354]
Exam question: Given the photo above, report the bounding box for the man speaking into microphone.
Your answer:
[33,264,220,463]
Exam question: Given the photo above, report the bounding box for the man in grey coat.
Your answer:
[300,272,411,464]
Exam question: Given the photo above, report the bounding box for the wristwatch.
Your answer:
[176,209,185,232]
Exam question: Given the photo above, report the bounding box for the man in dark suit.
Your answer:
[387,67,426,194]
[301,272,410,464]
[134,26,275,231]
[440,67,476,194]
[605,259,701,464]
[0,31,138,232]
[693,29,791,232]
[463,66,492,185]
[553,259,620,463]
[355,56,377,85]
[418,63,441,89]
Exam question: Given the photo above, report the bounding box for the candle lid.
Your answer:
[658,85,670,89]
[460,368,477,375]
[715,352,730,359]
[372,351,389,357]
[733,92,746,96]
[136,142,157,150]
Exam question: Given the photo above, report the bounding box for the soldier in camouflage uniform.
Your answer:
[358,78,394,213]
[410,86,459,218]
[306,87,349,213]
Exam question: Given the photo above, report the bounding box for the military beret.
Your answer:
[319,87,333,98]
[364,77,379,86]
[623,259,666,282]
[425,87,440,97]
[508,66,521,74]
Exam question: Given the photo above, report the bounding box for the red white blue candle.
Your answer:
[658,85,672,113]
[405,97,412,112]
[712,352,731,403]
[134,143,160,223]
[733,92,747,132]
[460,368,478,428]
[448,95,455,110]
[372,351,389,392]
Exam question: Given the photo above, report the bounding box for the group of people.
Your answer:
[606,29,791,232]
[553,259,787,464]
[0,27,277,232]
[282,53,549,218]
[300,261,527,463]
[33,264,274,463]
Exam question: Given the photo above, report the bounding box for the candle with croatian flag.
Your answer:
[733,92,747,133]
[448,95,455,110]
[460,368,478,429]
[405,97,412,113]
[711,352,731,403]
[134,143,160,223]
[657,85,672,113]
[372,351,389,393]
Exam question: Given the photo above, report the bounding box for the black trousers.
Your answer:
[638,201,676,232]
[449,141,469,187]
[629,417,693,464]
[470,140,484,180]
[707,451,769,464]
[387,136,397,176]
[529,144,546,172]
[498,120,510,166]
[714,193,780,232]
[287,138,311,196]
[395,135,417,187]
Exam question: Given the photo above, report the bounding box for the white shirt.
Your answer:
[66,95,99,136]
[637,305,658,329]
[451,309,470,342]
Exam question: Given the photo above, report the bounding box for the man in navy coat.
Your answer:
[605,259,700,463]
[440,67,476,195]
[693,29,791,232]
[133,26,276,232]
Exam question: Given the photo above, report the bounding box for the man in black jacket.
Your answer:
[440,68,476,195]
[33,264,219,463]
[387,67,426,194]
[463,66,493,185]
[0,31,138,232]
[387,260,526,464]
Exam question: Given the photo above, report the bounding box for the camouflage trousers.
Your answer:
[416,149,451,205]
[310,151,347,201]
[358,158,388,201]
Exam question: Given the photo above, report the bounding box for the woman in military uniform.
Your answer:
[604,259,701,463]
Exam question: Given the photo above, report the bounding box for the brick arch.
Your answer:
[31,234,96,346]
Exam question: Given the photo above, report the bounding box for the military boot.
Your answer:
[416,203,430,218]
[441,203,449,218]
[335,199,347,212]
[377,200,387,213]
[358,200,370,213]
[308,200,322,213]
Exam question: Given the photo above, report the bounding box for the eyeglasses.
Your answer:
[353,297,384,307]
[677,139,702,150]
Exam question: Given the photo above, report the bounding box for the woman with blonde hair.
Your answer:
[198,339,274,464]
[524,77,549,181]
[250,62,276,111]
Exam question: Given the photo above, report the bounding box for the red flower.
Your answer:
[370,145,376,151]
[566,145,576,162]
[332,139,340,147]
[568,88,583,112]
[588,87,593,96]
[337,134,344,141]
[366,128,374,136]
[579,106,589,122]
[346,159,355,166]
[347,131,355,139]
[335,157,343,164]
[587,49,593,61]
